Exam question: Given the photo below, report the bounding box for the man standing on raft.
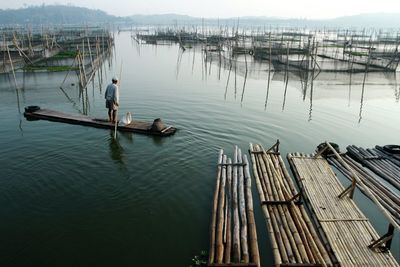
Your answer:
[105,77,119,123]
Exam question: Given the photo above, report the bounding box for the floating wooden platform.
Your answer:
[249,142,333,267]
[24,108,176,136]
[208,147,260,267]
[287,152,399,267]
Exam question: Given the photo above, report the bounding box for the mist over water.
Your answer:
[0,32,399,266]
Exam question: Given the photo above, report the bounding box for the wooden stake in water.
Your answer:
[114,61,123,139]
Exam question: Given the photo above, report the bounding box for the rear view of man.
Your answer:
[105,77,119,123]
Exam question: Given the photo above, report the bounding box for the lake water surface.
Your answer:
[0,32,399,266]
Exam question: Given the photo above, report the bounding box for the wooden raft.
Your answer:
[208,147,260,267]
[287,152,399,267]
[24,108,176,136]
[249,142,333,267]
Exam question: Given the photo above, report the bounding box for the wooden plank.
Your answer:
[24,108,176,136]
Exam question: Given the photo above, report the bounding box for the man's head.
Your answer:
[112,77,118,84]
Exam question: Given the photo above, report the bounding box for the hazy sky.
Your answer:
[2,0,400,19]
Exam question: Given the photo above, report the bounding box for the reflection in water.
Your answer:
[308,59,318,122]
[282,70,289,111]
[119,131,134,144]
[109,131,126,166]
[218,49,222,81]
[265,38,273,109]
[234,59,237,99]
[309,77,314,122]
[176,48,184,79]
[359,73,367,123]
[201,39,399,121]
[394,73,399,103]
[224,57,232,100]
[192,47,196,74]
[14,77,23,134]
[348,70,353,107]
[240,53,248,103]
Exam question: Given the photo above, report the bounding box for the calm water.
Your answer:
[0,32,399,266]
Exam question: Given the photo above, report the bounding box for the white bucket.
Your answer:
[120,112,132,126]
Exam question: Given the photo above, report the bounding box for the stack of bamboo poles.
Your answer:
[287,152,399,267]
[328,154,399,224]
[249,142,333,267]
[376,146,400,163]
[208,147,260,267]
[347,145,400,190]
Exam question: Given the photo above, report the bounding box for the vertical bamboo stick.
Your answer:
[209,149,223,264]
[238,149,249,263]
[216,155,227,263]
[243,154,260,266]
[232,146,241,262]
[5,37,18,90]
[224,158,232,264]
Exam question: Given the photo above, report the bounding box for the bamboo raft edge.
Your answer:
[23,107,177,136]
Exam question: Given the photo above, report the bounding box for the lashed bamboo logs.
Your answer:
[249,142,333,267]
[208,148,260,267]
[232,147,241,262]
[347,145,400,190]
[209,150,224,264]
[287,151,399,267]
[328,154,400,224]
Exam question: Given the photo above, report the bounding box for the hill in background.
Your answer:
[129,13,400,29]
[0,5,399,29]
[0,5,123,25]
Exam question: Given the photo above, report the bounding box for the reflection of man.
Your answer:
[105,77,119,123]
[109,131,124,164]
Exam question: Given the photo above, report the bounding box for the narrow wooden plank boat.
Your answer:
[23,106,177,136]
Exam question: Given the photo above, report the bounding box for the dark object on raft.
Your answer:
[316,142,340,157]
[383,145,400,154]
[23,106,176,136]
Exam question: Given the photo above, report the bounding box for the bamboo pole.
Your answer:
[252,143,335,266]
[209,150,224,264]
[114,61,123,139]
[265,32,272,109]
[232,146,241,262]
[324,142,400,230]
[60,54,78,88]
[5,37,18,90]
[243,154,260,267]
[237,149,249,263]
[254,144,289,264]
[249,143,281,266]
[224,158,232,264]
[216,155,227,263]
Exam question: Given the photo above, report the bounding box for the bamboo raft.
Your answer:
[208,147,260,267]
[249,142,333,267]
[23,107,176,136]
[347,145,400,190]
[376,145,400,162]
[287,149,399,267]
[328,154,400,224]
